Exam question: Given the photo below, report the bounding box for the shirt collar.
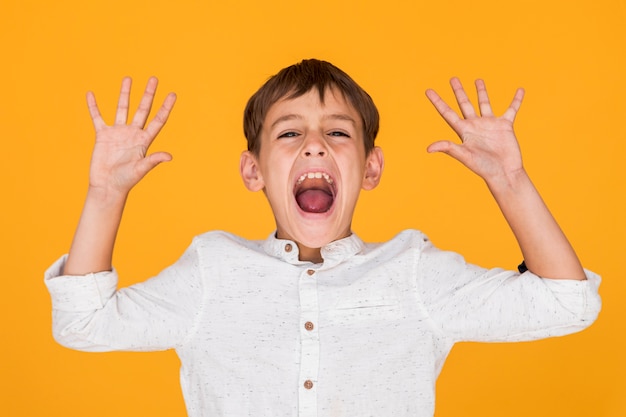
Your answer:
[261,231,366,268]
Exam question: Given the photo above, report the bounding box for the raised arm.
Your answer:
[425,78,585,280]
[63,77,176,276]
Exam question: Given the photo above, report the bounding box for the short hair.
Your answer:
[243,59,380,155]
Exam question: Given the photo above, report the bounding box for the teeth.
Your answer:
[297,172,334,185]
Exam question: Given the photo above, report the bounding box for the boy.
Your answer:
[45,59,601,417]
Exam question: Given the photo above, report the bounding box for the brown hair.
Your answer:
[243,59,379,155]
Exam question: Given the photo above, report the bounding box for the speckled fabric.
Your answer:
[45,229,601,417]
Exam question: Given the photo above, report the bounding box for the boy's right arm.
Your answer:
[63,77,176,276]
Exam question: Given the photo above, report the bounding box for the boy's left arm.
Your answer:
[426,78,586,281]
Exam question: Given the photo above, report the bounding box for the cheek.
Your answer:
[262,164,292,200]
[339,173,366,205]
[345,156,367,180]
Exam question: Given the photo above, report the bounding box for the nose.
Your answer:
[302,133,327,158]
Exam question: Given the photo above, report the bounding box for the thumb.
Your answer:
[426,140,469,163]
[427,140,458,154]
[137,152,173,177]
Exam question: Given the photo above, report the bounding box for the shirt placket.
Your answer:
[298,267,320,417]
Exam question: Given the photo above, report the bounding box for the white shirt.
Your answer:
[45,229,601,417]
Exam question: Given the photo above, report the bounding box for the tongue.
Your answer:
[296,189,334,213]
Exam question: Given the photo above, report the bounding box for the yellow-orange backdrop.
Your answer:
[2,1,624,416]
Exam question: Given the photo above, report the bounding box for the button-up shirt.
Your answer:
[45,230,601,417]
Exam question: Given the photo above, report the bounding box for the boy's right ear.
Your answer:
[240,151,265,192]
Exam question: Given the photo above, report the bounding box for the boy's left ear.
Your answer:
[362,146,384,190]
[240,151,265,192]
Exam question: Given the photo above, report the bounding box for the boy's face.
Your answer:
[240,87,384,253]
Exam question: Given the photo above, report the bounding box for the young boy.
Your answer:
[45,59,601,417]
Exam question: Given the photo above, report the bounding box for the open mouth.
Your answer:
[294,171,336,213]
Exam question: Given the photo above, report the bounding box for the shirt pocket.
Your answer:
[330,295,401,322]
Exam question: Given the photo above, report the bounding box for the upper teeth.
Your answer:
[297,172,333,185]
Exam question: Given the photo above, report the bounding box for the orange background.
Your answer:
[2,0,625,416]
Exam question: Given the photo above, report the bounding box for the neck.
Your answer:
[297,243,323,264]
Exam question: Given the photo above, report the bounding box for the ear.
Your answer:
[240,151,265,192]
[361,146,384,191]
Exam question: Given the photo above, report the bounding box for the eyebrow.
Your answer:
[323,113,357,125]
[270,113,357,129]
[270,114,303,129]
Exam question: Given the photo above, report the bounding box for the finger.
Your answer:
[135,151,173,179]
[426,140,456,154]
[426,140,468,164]
[425,88,463,131]
[115,77,132,125]
[450,77,476,119]
[144,92,177,139]
[502,88,525,123]
[475,79,494,117]
[86,91,106,131]
[131,76,159,128]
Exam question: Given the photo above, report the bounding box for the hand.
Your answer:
[87,77,176,197]
[425,78,525,183]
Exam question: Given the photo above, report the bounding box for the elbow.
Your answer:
[51,311,110,352]
[563,276,602,334]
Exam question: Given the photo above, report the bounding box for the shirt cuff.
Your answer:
[44,255,118,312]
[539,268,602,322]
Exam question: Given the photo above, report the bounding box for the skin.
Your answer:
[63,76,586,281]
[239,88,384,263]
[425,78,585,280]
[64,77,176,275]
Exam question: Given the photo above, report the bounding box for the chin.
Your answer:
[290,220,350,249]
[297,235,334,250]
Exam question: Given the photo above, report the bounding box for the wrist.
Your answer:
[484,166,531,195]
[86,184,129,205]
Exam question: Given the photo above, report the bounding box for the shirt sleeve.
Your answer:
[44,240,205,352]
[416,239,602,343]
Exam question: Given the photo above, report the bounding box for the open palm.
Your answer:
[426,78,525,182]
[87,77,176,196]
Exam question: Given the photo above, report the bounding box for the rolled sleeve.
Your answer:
[417,238,603,343]
[44,255,118,312]
[540,269,602,324]
[43,242,205,352]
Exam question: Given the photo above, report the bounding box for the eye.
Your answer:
[328,131,350,137]
[278,131,300,139]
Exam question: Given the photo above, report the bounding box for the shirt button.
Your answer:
[307,269,315,276]
[284,243,292,252]
[303,380,314,390]
[304,321,314,331]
